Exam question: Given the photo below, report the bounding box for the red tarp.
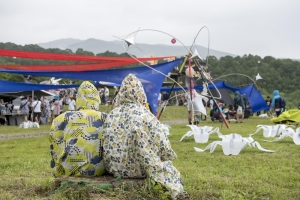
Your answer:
[0,49,172,71]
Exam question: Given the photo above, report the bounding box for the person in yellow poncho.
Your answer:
[49,81,106,177]
[103,74,188,199]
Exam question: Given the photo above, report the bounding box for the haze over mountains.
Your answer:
[38,38,236,59]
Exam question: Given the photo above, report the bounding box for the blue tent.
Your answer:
[0,59,183,114]
[161,81,268,113]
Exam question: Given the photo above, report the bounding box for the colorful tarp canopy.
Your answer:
[161,81,268,113]
[0,49,171,71]
[0,59,183,114]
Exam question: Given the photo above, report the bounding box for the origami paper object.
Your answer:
[19,121,40,129]
[253,124,291,138]
[264,127,300,145]
[258,113,269,118]
[180,125,222,143]
[194,133,276,155]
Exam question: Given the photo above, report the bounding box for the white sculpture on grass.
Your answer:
[161,124,171,136]
[252,124,292,138]
[19,121,40,129]
[258,113,269,118]
[194,133,276,155]
[180,125,222,143]
[263,127,300,145]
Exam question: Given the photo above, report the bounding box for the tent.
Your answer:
[161,81,268,113]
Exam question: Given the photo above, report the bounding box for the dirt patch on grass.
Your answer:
[0,119,187,140]
[0,132,48,140]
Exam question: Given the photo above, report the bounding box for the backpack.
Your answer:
[275,97,285,109]
[280,97,286,108]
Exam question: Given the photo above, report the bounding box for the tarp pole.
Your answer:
[31,90,34,121]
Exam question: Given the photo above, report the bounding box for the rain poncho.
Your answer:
[234,91,245,110]
[103,74,186,199]
[271,90,285,109]
[49,81,106,177]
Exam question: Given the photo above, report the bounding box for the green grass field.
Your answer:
[0,106,300,200]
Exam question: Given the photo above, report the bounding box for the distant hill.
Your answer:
[38,38,236,59]
[38,38,83,50]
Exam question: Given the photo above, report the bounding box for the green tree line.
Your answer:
[207,55,300,109]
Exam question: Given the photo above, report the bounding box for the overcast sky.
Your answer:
[1,0,300,59]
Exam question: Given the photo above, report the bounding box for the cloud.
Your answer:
[0,0,300,58]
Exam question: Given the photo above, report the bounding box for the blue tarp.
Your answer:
[0,59,183,114]
[161,81,268,113]
[0,80,80,92]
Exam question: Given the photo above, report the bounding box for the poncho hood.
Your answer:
[114,74,147,107]
[234,91,241,100]
[76,81,100,110]
[273,90,279,96]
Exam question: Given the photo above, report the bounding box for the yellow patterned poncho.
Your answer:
[49,81,106,177]
[103,74,187,199]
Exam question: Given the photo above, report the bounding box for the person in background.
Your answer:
[201,99,207,121]
[225,105,236,121]
[265,96,272,114]
[50,81,106,177]
[298,103,300,110]
[42,97,51,124]
[209,98,214,111]
[103,74,188,199]
[158,92,162,105]
[112,86,119,104]
[271,90,286,117]
[210,102,223,122]
[98,87,104,104]
[104,86,109,105]
[28,96,33,121]
[20,96,30,122]
[59,95,65,114]
[6,100,14,113]
[234,91,245,123]
[32,96,42,124]
[68,96,76,111]
[52,96,60,118]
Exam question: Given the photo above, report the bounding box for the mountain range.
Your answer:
[38,38,236,59]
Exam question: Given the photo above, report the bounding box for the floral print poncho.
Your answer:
[49,81,106,177]
[103,74,186,199]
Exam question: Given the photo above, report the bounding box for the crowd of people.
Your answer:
[18,95,75,125]
[0,94,75,126]
[157,89,289,126]
[0,85,120,126]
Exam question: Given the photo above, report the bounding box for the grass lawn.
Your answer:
[0,124,51,135]
[0,106,300,199]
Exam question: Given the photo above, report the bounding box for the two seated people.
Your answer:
[210,104,252,122]
[49,74,187,199]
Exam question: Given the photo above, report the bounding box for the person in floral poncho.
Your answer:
[103,74,188,199]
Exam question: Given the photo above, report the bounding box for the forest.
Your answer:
[0,42,299,109]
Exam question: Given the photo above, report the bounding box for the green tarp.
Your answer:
[271,109,300,123]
